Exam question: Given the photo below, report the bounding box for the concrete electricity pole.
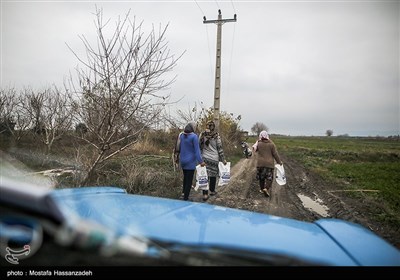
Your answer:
[203,10,236,131]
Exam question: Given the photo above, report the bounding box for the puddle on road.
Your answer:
[297,193,330,217]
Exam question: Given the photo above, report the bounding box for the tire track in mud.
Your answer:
[191,152,399,248]
[207,155,317,222]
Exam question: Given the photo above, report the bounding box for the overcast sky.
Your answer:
[1,0,399,136]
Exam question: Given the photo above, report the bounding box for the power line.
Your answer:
[193,0,205,16]
[214,0,221,10]
[193,1,216,85]
[230,0,237,14]
[226,21,236,101]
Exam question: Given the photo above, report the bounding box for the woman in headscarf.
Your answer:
[198,120,227,201]
[174,121,205,201]
[253,130,282,197]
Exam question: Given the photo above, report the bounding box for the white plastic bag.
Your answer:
[195,164,209,190]
[275,164,286,186]
[218,161,231,186]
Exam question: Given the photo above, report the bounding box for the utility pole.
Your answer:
[203,10,236,131]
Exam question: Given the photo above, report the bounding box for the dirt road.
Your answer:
[191,153,399,249]
[2,148,398,249]
[203,155,320,222]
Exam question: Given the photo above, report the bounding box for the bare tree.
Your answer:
[0,87,18,136]
[66,7,183,185]
[326,129,333,137]
[171,102,207,129]
[0,87,32,142]
[25,86,73,154]
[251,122,268,136]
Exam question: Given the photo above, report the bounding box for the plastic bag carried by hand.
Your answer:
[218,161,231,186]
[275,164,286,186]
[195,164,209,190]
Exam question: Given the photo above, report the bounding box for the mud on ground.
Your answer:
[190,154,400,249]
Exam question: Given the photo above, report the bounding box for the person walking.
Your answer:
[174,121,205,201]
[199,120,227,201]
[253,130,282,197]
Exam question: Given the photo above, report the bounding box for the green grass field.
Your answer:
[273,135,400,224]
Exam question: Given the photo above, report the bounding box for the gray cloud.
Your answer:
[1,1,398,136]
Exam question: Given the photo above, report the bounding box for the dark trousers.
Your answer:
[182,169,195,200]
[203,177,217,195]
[259,179,273,190]
[257,167,274,190]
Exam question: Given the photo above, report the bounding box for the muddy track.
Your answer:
[3,148,398,249]
[190,153,399,249]
[205,155,320,222]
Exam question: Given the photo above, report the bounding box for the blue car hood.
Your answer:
[51,187,400,266]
